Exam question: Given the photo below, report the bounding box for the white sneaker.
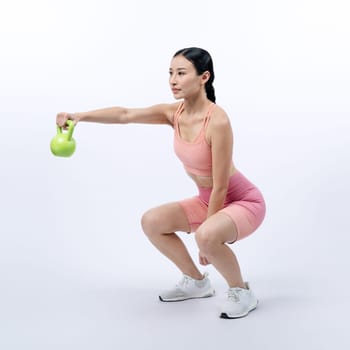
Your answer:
[220,282,258,319]
[159,272,215,302]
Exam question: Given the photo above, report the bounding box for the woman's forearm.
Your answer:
[75,107,127,124]
[207,187,227,218]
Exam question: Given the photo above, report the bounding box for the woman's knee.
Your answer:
[141,209,160,237]
[195,226,222,256]
[141,203,190,238]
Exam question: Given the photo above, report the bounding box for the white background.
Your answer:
[1,0,349,349]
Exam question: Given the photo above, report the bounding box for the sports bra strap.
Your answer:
[173,102,184,125]
[204,103,216,128]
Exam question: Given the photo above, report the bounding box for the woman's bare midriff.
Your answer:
[187,166,237,188]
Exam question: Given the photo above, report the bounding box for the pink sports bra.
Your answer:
[173,102,216,177]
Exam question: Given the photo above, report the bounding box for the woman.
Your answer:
[56,47,266,319]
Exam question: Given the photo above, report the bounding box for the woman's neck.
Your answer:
[182,93,212,115]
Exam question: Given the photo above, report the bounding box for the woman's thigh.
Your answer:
[220,203,265,241]
[195,203,263,245]
[196,212,239,244]
[141,202,191,235]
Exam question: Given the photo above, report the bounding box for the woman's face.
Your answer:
[169,55,206,100]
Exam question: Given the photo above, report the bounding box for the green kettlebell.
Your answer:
[50,120,76,157]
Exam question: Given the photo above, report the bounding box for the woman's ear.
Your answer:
[201,71,210,85]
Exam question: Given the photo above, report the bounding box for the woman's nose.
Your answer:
[169,74,177,85]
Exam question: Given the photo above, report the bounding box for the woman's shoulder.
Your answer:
[163,102,182,124]
[211,104,231,127]
[206,104,233,144]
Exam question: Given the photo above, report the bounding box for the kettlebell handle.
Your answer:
[66,120,75,141]
[56,120,75,140]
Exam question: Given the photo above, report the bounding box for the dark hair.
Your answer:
[174,47,216,103]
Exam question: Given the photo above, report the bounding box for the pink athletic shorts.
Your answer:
[178,171,266,242]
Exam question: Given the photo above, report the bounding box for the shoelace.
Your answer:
[177,275,192,287]
[227,288,242,302]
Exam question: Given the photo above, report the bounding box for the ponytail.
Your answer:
[205,82,216,103]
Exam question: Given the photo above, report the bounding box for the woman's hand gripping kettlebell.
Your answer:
[56,112,79,129]
[50,113,78,157]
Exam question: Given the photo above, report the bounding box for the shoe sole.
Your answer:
[159,290,215,302]
[220,300,258,319]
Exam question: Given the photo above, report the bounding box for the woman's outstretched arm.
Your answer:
[56,103,179,127]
